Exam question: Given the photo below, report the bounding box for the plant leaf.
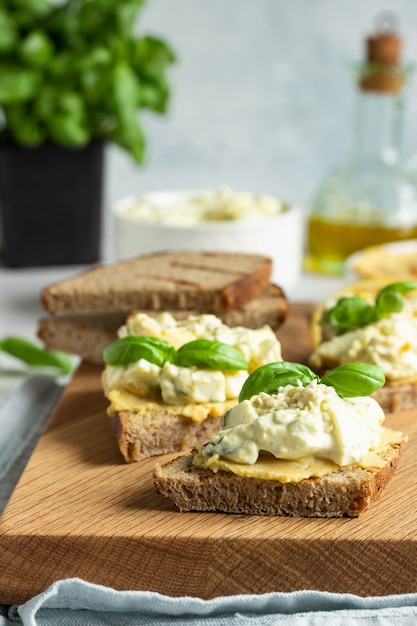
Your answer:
[324,281,417,334]
[324,296,377,331]
[320,363,385,397]
[3,104,46,145]
[238,361,319,402]
[19,30,54,67]
[375,281,417,315]
[103,336,175,367]
[175,340,248,371]
[0,1,176,161]
[0,336,73,375]
[0,64,40,105]
[0,9,18,53]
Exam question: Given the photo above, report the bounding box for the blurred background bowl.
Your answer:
[113,188,303,294]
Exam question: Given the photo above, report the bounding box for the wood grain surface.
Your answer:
[1,303,417,603]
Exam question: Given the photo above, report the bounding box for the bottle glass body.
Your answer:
[305,73,417,275]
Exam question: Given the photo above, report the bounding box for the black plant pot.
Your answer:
[0,140,104,267]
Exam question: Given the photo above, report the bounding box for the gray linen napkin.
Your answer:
[3,578,417,625]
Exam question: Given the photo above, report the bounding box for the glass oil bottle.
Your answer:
[305,14,417,275]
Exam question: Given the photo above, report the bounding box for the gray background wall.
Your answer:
[104,0,417,257]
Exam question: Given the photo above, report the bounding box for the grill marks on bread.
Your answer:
[41,251,273,315]
[37,285,288,364]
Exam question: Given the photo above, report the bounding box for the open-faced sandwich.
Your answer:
[310,280,417,413]
[102,311,283,461]
[153,361,406,517]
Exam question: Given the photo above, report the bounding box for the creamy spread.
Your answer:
[193,381,391,480]
[117,187,288,225]
[119,312,282,373]
[103,313,282,408]
[311,313,417,383]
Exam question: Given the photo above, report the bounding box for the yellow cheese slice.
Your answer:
[193,427,406,482]
[107,387,237,423]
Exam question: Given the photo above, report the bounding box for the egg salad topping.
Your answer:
[103,313,282,406]
[119,312,282,372]
[194,380,385,469]
[310,314,417,383]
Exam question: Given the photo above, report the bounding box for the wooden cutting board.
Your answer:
[1,302,417,603]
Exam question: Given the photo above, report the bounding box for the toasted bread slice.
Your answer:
[372,384,417,414]
[153,437,404,518]
[37,284,288,364]
[40,251,273,315]
[109,398,237,462]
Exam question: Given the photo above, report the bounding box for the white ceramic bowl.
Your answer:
[113,189,303,294]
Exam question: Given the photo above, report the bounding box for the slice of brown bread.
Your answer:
[372,383,417,414]
[311,364,417,414]
[109,399,237,462]
[153,438,404,518]
[37,284,288,364]
[38,312,126,365]
[40,251,273,315]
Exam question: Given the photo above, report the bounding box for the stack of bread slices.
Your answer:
[38,250,288,364]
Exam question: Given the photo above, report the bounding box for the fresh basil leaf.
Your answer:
[136,36,176,64]
[15,0,52,22]
[0,2,175,163]
[103,335,175,367]
[375,281,417,315]
[115,2,145,38]
[175,340,248,371]
[324,296,376,331]
[238,361,319,402]
[321,363,385,397]
[19,31,54,67]
[324,281,417,334]
[0,65,41,105]
[48,114,90,147]
[375,290,403,315]
[0,9,17,52]
[378,280,417,297]
[0,336,73,375]
[4,104,46,145]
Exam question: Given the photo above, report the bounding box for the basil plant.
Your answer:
[0,0,176,163]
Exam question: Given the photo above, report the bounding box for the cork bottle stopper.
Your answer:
[359,12,404,95]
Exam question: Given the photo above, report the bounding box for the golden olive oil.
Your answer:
[304,214,417,275]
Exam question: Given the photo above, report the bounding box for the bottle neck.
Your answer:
[350,89,404,163]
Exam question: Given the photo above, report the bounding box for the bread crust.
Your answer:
[153,440,404,518]
[372,383,417,414]
[40,251,273,315]
[37,284,288,364]
[311,368,417,414]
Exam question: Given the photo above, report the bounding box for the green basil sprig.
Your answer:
[238,362,318,402]
[324,281,417,334]
[238,360,385,402]
[103,336,249,371]
[103,336,176,367]
[0,336,73,376]
[0,3,176,163]
[175,340,248,370]
[320,363,385,398]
